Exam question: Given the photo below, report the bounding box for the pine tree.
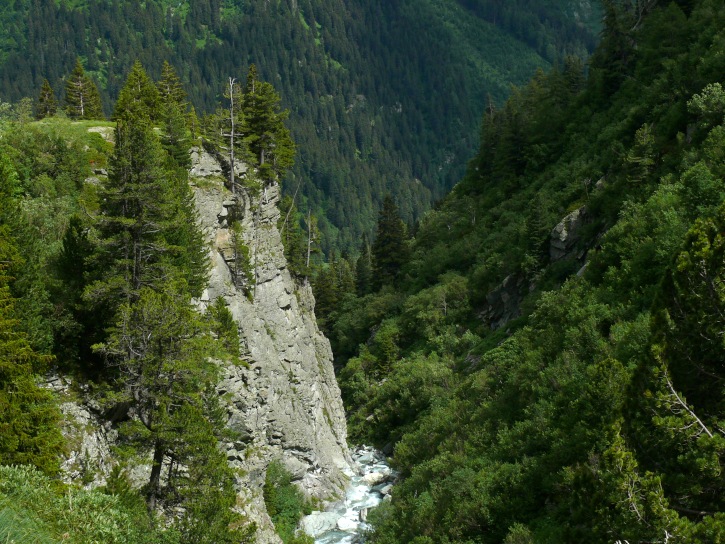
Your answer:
[35,78,57,119]
[241,64,295,182]
[372,194,409,289]
[0,151,62,474]
[355,234,373,296]
[112,61,160,122]
[64,58,104,120]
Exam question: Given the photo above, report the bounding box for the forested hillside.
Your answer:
[0,0,598,252]
[314,0,725,541]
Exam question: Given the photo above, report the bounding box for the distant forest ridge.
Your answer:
[0,0,600,252]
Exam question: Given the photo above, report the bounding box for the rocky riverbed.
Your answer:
[300,446,396,543]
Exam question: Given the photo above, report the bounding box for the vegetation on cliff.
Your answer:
[0,58,294,540]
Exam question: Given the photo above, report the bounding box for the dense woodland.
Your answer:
[0,0,599,253]
[308,0,725,541]
[4,0,725,542]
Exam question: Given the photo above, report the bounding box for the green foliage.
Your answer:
[371,195,409,289]
[0,150,62,474]
[112,61,161,122]
[0,0,599,254]
[35,79,57,120]
[63,58,104,120]
[230,220,255,294]
[206,296,241,358]
[241,64,295,182]
[335,1,725,541]
[0,465,180,544]
[263,460,312,544]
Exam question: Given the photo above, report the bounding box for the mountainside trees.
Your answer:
[0,0,600,253]
[0,152,61,475]
[318,0,725,541]
[64,58,104,120]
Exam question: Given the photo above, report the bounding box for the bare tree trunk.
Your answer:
[228,77,236,194]
[147,440,165,513]
[306,209,312,270]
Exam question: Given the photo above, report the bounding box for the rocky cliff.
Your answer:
[190,148,352,542]
[53,147,352,543]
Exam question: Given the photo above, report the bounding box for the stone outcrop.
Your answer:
[190,148,352,542]
[550,206,588,262]
[478,273,528,331]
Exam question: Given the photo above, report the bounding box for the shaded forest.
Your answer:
[0,0,599,252]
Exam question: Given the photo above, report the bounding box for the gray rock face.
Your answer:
[478,273,527,331]
[45,374,115,488]
[550,206,588,262]
[191,148,352,543]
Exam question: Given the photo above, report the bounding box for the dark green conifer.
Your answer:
[64,58,104,120]
[372,194,409,288]
[157,61,187,107]
[355,234,373,296]
[112,61,160,122]
[156,61,192,169]
[241,64,295,181]
[35,78,57,119]
[0,152,62,474]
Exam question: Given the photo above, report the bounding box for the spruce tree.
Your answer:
[112,61,160,122]
[278,195,307,277]
[94,286,227,514]
[372,194,409,289]
[355,234,373,296]
[64,58,104,120]
[157,61,187,108]
[241,64,295,181]
[0,152,62,474]
[157,61,192,169]
[35,78,57,119]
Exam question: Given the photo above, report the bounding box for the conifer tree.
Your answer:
[278,194,307,277]
[157,61,192,169]
[35,78,57,119]
[157,61,187,107]
[64,58,104,120]
[85,109,174,309]
[0,152,62,474]
[372,194,409,288]
[241,64,295,181]
[355,234,373,296]
[112,61,160,122]
[94,286,232,516]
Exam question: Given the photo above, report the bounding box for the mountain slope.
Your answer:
[0,0,598,252]
[326,0,725,541]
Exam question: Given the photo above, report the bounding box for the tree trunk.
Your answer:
[147,440,165,512]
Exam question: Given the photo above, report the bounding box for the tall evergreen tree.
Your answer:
[372,194,409,288]
[0,152,62,475]
[35,78,57,119]
[157,61,192,169]
[241,64,295,182]
[157,61,187,108]
[112,61,160,122]
[355,234,373,296]
[63,58,104,120]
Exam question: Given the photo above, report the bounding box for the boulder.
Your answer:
[299,512,340,538]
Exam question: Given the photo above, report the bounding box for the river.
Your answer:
[300,446,395,543]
